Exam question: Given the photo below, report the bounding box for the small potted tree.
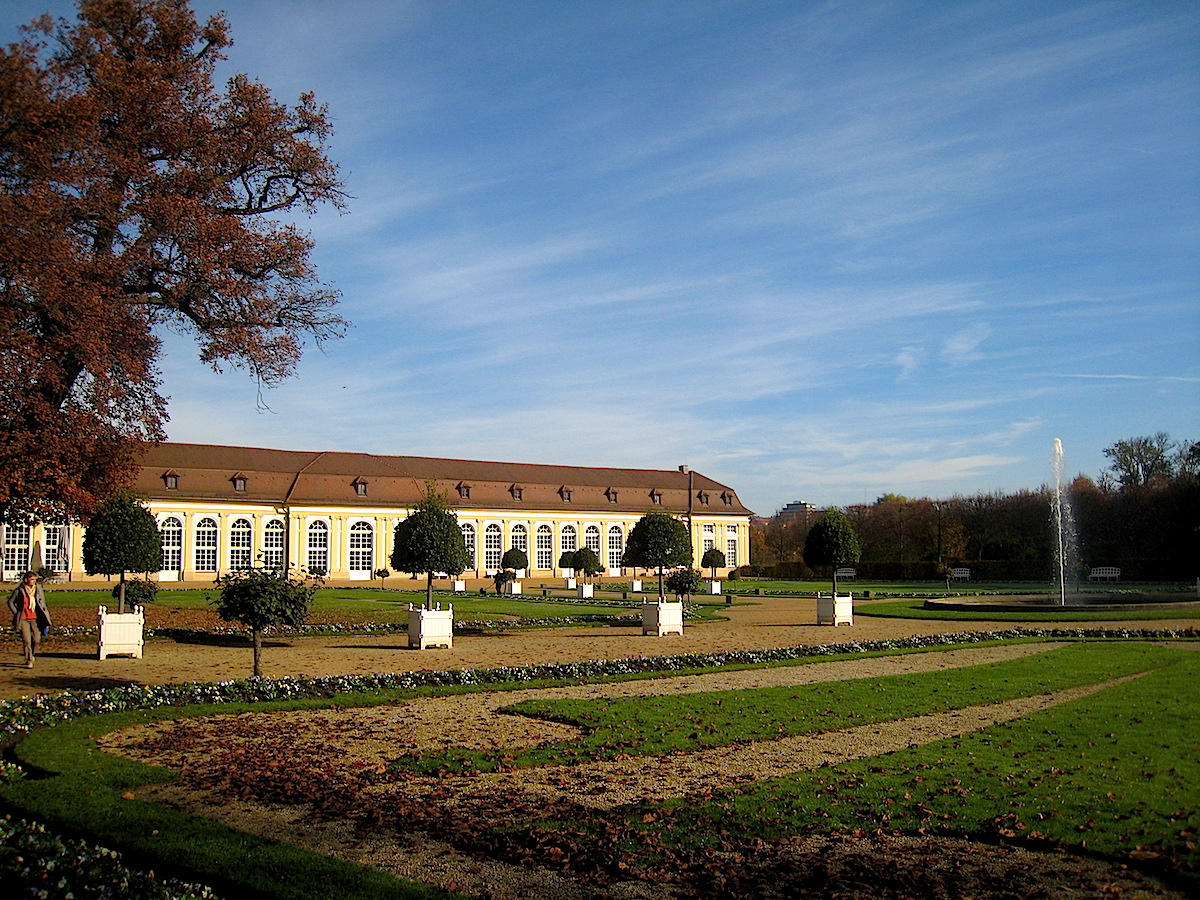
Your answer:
[82,492,162,660]
[213,566,315,676]
[701,547,727,594]
[391,483,469,648]
[571,547,602,598]
[501,548,528,595]
[804,508,860,626]
[559,550,577,589]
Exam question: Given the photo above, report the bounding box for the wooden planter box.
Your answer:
[630,580,642,592]
[817,592,854,626]
[508,581,523,595]
[452,580,466,593]
[577,583,593,598]
[642,600,684,636]
[564,577,577,589]
[708,580,722,594]
[408,603,453,649]
[97,605,145,660]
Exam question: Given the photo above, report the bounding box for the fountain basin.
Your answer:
[924,593,1198,613]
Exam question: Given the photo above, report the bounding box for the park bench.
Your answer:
[1088,567,1121,582]
[951,567,971,581]
[834,567,857,580]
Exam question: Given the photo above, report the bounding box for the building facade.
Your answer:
[2,443,754,584]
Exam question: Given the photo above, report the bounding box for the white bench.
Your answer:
[834,568,857,581]
[1089,567,1121,582]
[951,568,971,581]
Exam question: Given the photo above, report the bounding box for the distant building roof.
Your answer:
[133,442,754,516]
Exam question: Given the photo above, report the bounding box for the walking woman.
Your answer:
[8,571,51,668]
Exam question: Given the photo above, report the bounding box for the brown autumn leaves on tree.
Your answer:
[0,0,346,522]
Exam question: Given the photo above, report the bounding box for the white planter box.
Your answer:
[708,580,722,594]
[508,581,523,595]
[642,600,684,636]
[817,592,854,626]
[577,583,593,598]
[564,577,577,589]
[97,605,145,660]
[408,603,453,649]
[631,580,642,592]
[452,580,466,593]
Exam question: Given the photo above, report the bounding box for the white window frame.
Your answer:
[194,517,219,572]
[307,520,330,575]
[348,520,374,578]
[262,519,285,570]
[535,524,553,570]
[461,522,476,570]
[229,517,253,570]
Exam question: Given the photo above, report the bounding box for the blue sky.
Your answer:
[5,1,1198,515]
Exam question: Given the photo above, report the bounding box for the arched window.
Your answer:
[2,522,30,580]
[229,518,253,570]
[560,524,577,554]
[43,522,70,574]
[536,524,553,570]
[484,523,502,570]
[349,521,373,575]
[195,517,218,572]
[461,523,476,570]
[607,525,624,570]
[511,523,528,554]
[159,517,183,573]
[584,524,600,554]
[262,519,285,570]
[307,520,329,575]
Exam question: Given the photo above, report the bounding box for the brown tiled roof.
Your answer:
[133,443,754,515]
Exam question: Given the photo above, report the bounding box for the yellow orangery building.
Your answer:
[2,443,753,585]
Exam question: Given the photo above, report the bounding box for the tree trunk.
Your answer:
[657,567,665,600]
[426,571,434,609]
[118,570,127,614]
[252,628,263,677]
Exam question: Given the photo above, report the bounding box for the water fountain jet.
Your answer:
[1051,438,1078,605]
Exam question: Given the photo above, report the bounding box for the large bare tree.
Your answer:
[0,0,346,521]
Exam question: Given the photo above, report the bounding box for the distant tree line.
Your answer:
[750,434,1199,581]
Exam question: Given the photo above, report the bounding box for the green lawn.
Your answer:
[857,598,1200,622]
[41,587,649,624]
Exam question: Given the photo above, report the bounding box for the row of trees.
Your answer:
[752,434,1199,581]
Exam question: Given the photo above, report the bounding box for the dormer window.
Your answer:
[510,484,524,501]
[163,470,179,491]
[559,486,573,502]
[721,491,734,506]
[457,482,471,500]
[232,474,248,493]
[605,487,619,503]
[697,491,710,506]
[352,478,369,497]
[650,489,663,505]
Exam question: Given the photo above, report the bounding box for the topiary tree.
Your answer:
[665,567,703,602]
[570,547,603,585]
[501,547,528,574]
[803,508,861,595]
[558,551,577,572]
[82,492,162,613]
[213,566,314,677]
[622,511,693,599]
[391,482,470,609]
[701,547,727,580]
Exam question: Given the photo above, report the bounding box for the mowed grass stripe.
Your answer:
[391,641,1175,773]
